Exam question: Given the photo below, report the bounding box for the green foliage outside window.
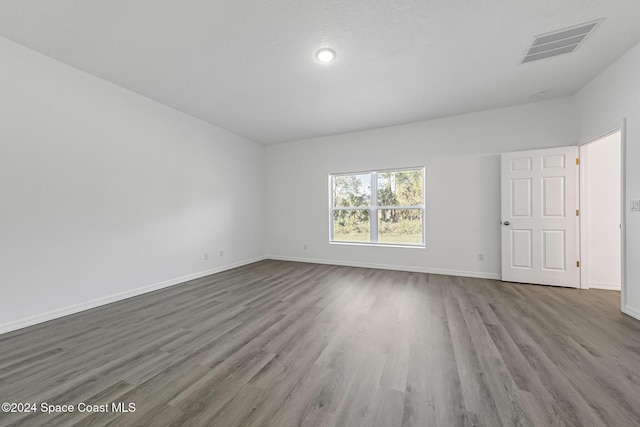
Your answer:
[331,168,424,245]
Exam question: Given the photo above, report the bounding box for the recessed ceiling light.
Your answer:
[316,48,336,63]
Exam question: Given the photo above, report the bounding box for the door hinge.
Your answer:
[577,261,580,268]
[576,158,580,165]
[576,209,580,216]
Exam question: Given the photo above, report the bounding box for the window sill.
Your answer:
[329,241,426,249]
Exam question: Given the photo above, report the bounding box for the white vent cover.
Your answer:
[523,19,603,63]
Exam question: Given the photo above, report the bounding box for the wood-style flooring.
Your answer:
[1,260,640,426]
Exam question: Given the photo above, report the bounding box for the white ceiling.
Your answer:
[1,1,639,145]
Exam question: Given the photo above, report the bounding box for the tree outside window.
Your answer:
[330,168,424,246]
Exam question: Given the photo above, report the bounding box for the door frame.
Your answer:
[577,120,626,309]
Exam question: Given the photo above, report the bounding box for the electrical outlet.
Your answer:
[204,252,209,261]
[631,200,640,212]
[219,250,224,257]
[477,253,485,262]
[303,244,308,250]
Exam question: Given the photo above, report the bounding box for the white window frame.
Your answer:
[328,166,426,247]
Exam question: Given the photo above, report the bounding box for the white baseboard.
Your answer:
[266,255,501,280]
[588,281,622,290]
[0,256,266,336]
[623,305,640,322]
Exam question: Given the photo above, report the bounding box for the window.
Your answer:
[330,167,425,246]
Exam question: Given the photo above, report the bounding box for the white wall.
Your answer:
[0,37,265,333]
[5,33,636,334]
[265,99,578,278]
[581,132,621,290]
[574,40,640,318]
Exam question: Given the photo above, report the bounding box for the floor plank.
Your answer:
[1,260,639,426]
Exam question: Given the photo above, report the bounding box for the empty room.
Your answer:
[2,1,640,426]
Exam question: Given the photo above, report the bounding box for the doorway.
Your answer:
[579,130,622,290]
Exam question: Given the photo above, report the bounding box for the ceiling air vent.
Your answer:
[522,19,603,63]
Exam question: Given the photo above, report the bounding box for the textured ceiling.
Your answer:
[0,1,639,144]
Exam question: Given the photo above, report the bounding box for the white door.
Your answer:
[501,146,579,287]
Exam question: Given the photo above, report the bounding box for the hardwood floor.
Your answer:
[1,260,640,426]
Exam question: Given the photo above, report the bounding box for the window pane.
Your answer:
[378,209,423,245]
[377,169,423,206]
[332,174,371,207]
[332,209,370,242]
